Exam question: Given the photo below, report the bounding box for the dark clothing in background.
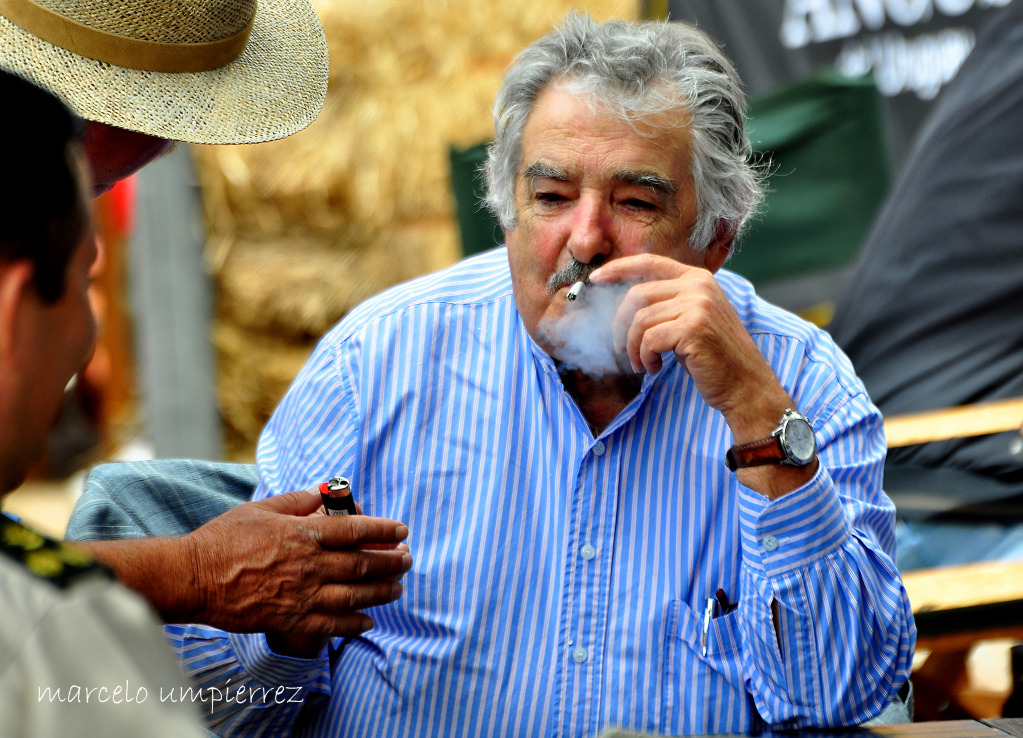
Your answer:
[827,0,1023,511]
[669,0,1008,172]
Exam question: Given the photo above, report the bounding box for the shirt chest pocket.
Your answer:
[660,599,754,734]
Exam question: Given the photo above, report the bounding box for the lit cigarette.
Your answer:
[566,281,585,302]
[319,476,358,516]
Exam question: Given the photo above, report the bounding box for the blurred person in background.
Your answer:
[827,0,1023,571]
[0,0,411,649]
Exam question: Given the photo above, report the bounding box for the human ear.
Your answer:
[702,220,736,274]
[0,261,37,366]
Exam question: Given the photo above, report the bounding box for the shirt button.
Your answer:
[572,647,588,663]
[580,544,596,560]
[762,535,779,552]
[592,441,606,456]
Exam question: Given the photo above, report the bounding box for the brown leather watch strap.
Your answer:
[725,436,784,471]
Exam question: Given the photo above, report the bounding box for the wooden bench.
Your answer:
[884,398,1023,721]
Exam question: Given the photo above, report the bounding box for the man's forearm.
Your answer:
[72,489,413,635]
[75,536,202,623]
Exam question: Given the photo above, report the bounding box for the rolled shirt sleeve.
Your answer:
[736,398,916,728]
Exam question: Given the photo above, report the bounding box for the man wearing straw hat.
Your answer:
[162,13,914,737]
[0,0,412,645]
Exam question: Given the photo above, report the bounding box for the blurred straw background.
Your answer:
[201,0,640,459]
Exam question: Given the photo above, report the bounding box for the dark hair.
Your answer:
[0,69,88,302]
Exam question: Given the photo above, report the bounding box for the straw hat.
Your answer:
[0,0,328,144]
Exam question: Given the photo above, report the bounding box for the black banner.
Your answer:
[668,0,1014,169]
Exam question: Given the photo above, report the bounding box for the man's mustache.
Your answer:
[546,256,606,294]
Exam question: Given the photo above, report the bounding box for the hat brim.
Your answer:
[0,0,328,144]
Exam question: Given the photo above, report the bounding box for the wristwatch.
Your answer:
[725,409,817,471]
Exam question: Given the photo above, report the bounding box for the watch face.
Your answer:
[781,416,816,465]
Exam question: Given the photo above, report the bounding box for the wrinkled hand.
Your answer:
[589,254,786,420]
[184,487,412,649]
[590,255,817,498]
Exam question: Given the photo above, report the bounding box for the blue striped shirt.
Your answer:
[167,247,915,737]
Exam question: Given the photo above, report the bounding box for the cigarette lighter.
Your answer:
[320,476,358,516]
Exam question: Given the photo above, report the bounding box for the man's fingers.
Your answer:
[254,486,325,517]
[316,548,413,583]
[362,540,410,552]
[310,577,406,617]
[614,281,677,363]
[270,612,376,645]
[313,514,410,549]
[251,489,410,549]
[590,252,686,284]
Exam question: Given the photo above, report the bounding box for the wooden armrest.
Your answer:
[903,560,1023,648]
[884,397,1023,449]
[904,560,1023,614]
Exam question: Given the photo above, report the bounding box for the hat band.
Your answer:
[0,0,255,73]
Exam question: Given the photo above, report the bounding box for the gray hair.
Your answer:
[483,13,764,251]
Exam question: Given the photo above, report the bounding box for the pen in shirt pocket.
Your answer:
[319,476,358,516]
[701,589,738,657]
[715,588,737,614]
[701,597,715,657]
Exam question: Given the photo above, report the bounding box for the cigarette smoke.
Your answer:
[539,282,634,378]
